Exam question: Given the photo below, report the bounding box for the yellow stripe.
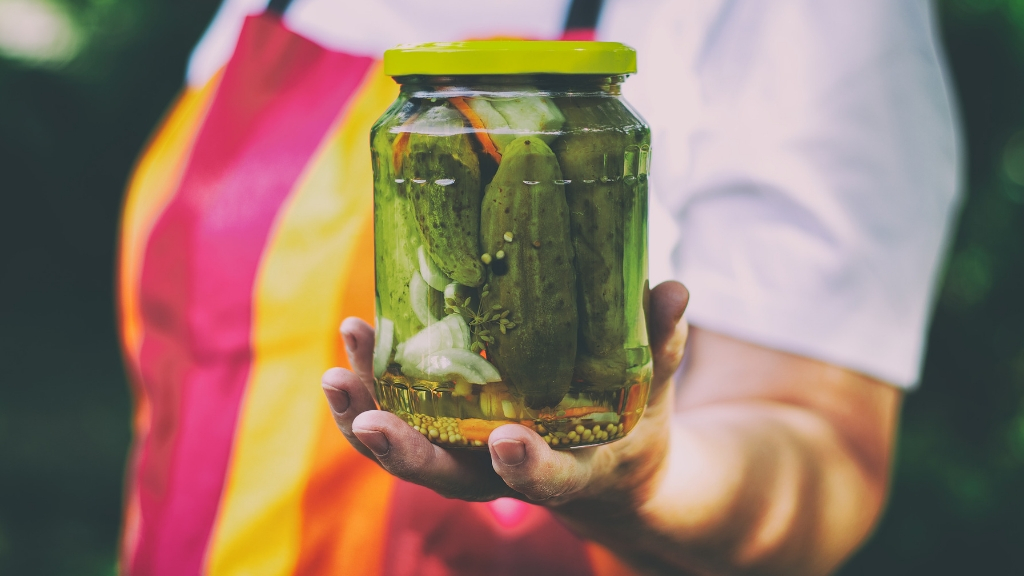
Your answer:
[204,63,397,575]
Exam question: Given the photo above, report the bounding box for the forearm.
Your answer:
[550,327,900,575]
[554,401,888,575]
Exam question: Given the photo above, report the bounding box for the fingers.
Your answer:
[488,424,598,503]
[327,290,686,506]
[647,281,690,399]
[322,367,383,460]
[322,366,511,499]
[351,411,515,501]
[340,317,376,398]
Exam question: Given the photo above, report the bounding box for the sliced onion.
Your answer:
[421,348,502,383]
[402,349,504,385]
[490,96,565,145]
[409,270,439,326]
[373,317,395,378]
[442,314,471,350]
[401,351,481,383]
[399,319,453,365]
[413,349,486,384]
[397,314,473,367]
[417,246,450,292]
[467,98,515,152]
[443,282,460,302]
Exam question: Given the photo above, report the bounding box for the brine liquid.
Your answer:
[376,347,651,449]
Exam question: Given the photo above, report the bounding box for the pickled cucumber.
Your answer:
[572,351,628,389]
[480,136,577,408]
[372,117,424,343]
[554,98,629,361]
[404,105,485,287]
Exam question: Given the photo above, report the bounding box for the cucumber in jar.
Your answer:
[479,136,578,409]
[553,97,650,389]
[372,106,425,344]
[404,104,485,288]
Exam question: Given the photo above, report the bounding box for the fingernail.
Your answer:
[356,430,390,456]
[492,439,526,466]
[324,388,350,413]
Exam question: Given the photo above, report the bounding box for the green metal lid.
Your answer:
[383,41,637,76]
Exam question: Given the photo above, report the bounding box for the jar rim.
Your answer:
[383,41,637,77]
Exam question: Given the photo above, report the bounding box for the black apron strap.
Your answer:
[563,0,606,34]
[266,0,294,16]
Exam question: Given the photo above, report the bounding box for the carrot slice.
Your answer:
[559,406,611,419]
[621,382,650,431]
[449,96,503,164]
[458,418,506,443]
[392,130,411,173]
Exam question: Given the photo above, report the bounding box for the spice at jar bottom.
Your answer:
[371,41,652,449]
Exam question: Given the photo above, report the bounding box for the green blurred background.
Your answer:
[0,0,1022,574]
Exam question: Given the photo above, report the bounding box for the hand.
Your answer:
[320,281,689,507]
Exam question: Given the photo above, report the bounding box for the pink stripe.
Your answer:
[383,482,595,576]
[129,14,373,575]
[560,28,597,41]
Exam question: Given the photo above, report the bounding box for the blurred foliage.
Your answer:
[0,1,218,574]
[0,0,1022,574]
[841,1,1024,573]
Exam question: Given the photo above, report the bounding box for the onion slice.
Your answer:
[397,314,471,366]
[445,314,471,349]
[406,348,503,385]
[466,98,515,152]
[489,96,565,145]
[417,246,450,292]
[409,270,439,326]
[373,317,395,378]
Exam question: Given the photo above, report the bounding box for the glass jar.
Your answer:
[371,42,651,449]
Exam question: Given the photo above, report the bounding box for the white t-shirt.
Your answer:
[187,0,962,388]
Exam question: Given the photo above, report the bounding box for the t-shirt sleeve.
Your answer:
[606,0,963,387]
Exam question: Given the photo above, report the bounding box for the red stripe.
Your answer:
[383,482,595,576]
[560,28,597,41]
[129,14,373,575]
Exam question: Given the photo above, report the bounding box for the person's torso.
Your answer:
[118,2,644,574]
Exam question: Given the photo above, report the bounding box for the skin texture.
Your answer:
[321,281,902,575]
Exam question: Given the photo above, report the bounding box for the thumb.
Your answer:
[646,281,690,402]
